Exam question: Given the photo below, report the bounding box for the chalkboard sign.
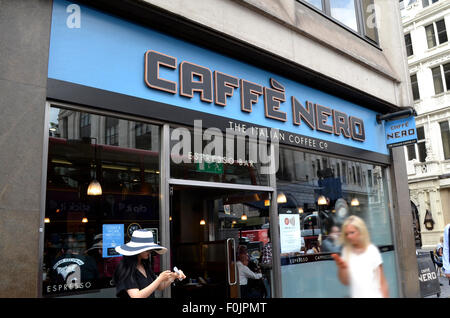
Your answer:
[417,252,441,297]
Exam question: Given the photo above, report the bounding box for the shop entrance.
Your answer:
[169,185,273,299]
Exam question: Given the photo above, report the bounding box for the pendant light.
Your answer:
[277,192,287,204]
[87,137,102,196]
[350,197,360,207]
[317,195,327,206]
[241,213,248,221]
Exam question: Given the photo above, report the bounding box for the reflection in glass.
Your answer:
[169,127,269,186]
[304,0,323,10]
[277,146,395,297]
[277,146,392,253]
[43,107,160,297]
[330,0,358,31]
[170,187,272,299]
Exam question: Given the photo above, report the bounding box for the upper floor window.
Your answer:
[422,0,439,8]
[105,117,119,146]
[300,0,379,43]
[79,112,91,139]
[410,74,420,100]
[406,126,427,162]
[135,123,153,150]
[439,120,450,160]
[405,33,414,56]
[425,19,448,49]
[430,62,450,94]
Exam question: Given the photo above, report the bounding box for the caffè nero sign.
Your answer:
[144,50,366,143]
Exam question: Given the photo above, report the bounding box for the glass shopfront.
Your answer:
[42,0,400,298]
[277,146,398,297]
[43,106,161,297]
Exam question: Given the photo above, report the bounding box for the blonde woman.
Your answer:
[331,215,389,298]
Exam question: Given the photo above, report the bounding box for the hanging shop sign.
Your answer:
[384,116,417,148]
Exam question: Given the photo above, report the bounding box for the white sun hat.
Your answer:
[115,229,167,256]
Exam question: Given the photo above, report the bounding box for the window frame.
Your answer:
[405,126,427,163]
[410,73,421,101]
[425,19,448,49]
[42,102,164,298]
[430,62,450,95]
[405,33,414,57]
[299,0,380,46]
[439,120,450,160]
[422,0,440,8]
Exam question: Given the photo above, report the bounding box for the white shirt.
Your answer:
[342,244,383,298]
[236,261,262,285]
[443,224,450,275]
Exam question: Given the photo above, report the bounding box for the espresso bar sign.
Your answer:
[144,50,366,142]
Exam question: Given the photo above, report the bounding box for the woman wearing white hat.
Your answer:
[113,229,185,298]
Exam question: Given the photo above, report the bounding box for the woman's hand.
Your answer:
[158,270,175,283]
[331,253,349,285]
[175,269,186,281]
[331,253,347,269]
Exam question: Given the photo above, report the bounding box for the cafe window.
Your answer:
[277,146,396,297]
[299,0,379,43]
[169,126,270,186]
[42,106,161,297]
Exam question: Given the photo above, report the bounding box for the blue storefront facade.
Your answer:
[37,0,408,298]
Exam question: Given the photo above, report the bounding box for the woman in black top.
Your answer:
[113,229,185,298]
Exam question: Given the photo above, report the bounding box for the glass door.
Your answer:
[169,185,272,299]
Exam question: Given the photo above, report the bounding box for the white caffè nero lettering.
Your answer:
[47,281,92,293]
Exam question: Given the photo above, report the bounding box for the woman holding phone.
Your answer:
[331,215,389,298]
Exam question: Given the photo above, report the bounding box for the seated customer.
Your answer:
[236,252,262,298]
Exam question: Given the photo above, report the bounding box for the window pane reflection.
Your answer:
[277,147,394,297]
[43,107,161,297]
[305,0,323,10]
[330,0,358,32]
[276,147,392,255]
[169,127,269,186]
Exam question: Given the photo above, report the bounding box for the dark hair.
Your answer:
[113,254,151,286]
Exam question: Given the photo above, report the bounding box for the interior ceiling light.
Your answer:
[350,198,360,207]
[87,180,102,196]
[317,195,327,206]
[277,193,287,204]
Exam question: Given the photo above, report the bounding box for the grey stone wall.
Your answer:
[0,0,52,297]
